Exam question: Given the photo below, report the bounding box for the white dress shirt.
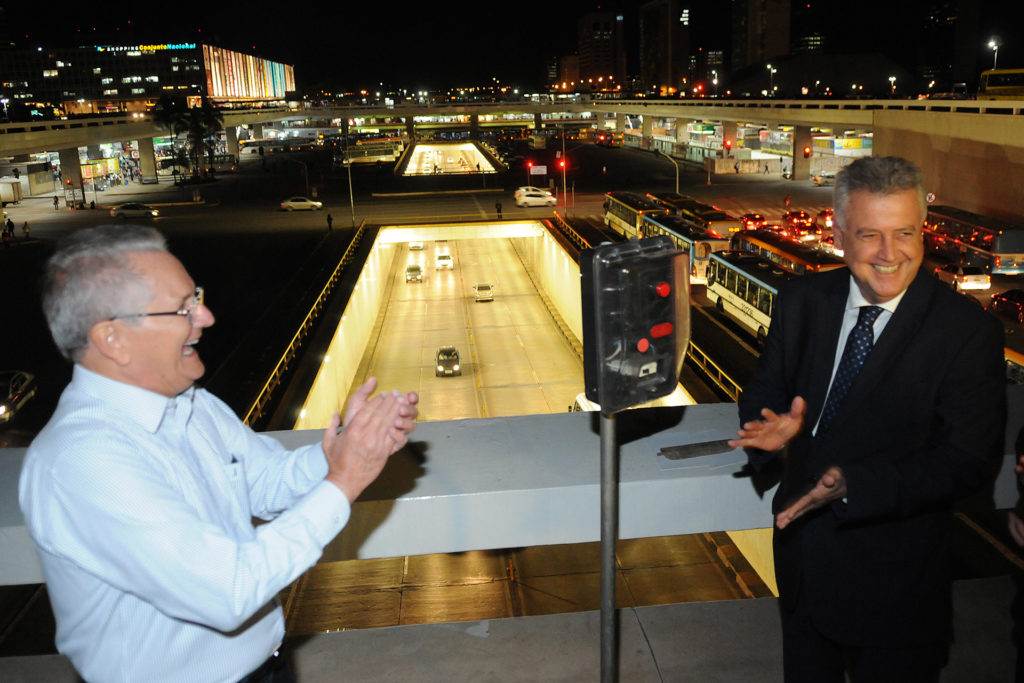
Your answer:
[19,365,350,683]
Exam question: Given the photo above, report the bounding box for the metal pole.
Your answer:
[600,411,618,683]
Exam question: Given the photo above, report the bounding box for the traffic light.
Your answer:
[803,146,811,158]
[724,139,733,153]
[581,236,689,414]
[559,159,566,169]
[526,160,534,170]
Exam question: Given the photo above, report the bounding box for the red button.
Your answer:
[651,322,673,338]
[637,338,650,352]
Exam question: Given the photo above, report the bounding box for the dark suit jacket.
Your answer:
[739,266,1005,647]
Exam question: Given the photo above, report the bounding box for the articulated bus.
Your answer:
[978,69,1024,100]
[604,191,670,239]
[706,251,794,345]
[648,192,744,235]
[640,213,730,284]
[731,229,846,275]
[923,205,1024,275]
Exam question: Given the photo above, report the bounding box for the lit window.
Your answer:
[93,67,101,74]
[101,77,113,85]
[104,89,118,95]
[43,70,58,78]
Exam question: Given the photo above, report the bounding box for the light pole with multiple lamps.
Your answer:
[888,76,896,96]
[767,64,777,96]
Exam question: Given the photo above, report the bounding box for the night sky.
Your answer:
[4,2,1021,92]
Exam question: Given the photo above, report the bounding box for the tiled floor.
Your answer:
[283,532,770,636]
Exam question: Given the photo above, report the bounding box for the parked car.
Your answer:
[933,263,990,291]
[0,370,37,424]
[435,347,462,376]
[989,289,1024,324]
[279,196,323,211]
[435,254,454,270]
[405,264,423,283]
[473,283,494,302]
[110,202,158,218]
[516,191,557,208]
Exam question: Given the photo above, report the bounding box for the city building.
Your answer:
[0,42,294,118]
[638,0,691,96]
[576,10,627,92]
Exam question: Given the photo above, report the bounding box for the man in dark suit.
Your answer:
[730,156,1005,682]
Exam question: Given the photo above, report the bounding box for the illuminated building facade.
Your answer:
[0,42,294,116]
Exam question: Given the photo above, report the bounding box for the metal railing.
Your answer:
[686,341,742,402]
[242,221,369,426]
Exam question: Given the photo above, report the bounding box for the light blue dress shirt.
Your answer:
[19,365,350,683]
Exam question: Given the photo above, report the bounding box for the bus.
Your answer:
[706,251,794,345]
[978,69,1024,100]
[648,192,744,235]
[731,229,846,275]
[640,212,730,284]
[604,192,670,239]
[922,205,1024,275]
[570,383,696,412]
[208,153,237,173]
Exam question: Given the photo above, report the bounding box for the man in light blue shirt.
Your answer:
[19,225,419,683]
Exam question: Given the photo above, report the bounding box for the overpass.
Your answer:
[3,98,1023,219]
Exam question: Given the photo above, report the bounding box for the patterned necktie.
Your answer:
[817,305,883,434]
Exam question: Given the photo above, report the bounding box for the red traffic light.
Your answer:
[724,139,733,151]
[526,160,533,168]
[559,159,566,169]
[803,146,811,158]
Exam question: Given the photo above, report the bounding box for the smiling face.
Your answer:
[116,251,215,397]
[833,188,925,304]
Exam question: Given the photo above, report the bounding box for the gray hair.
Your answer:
[43,225,168,361]
[833,156,926,231]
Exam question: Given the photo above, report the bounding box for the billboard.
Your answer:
[202,45,295,100]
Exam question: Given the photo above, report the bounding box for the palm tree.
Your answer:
[183,98,224,179]
[152,94,187,175]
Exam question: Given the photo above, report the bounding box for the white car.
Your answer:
[435,254,454,270]
[110,202,159,218]
[516,191,557,208]
[514,186,551,200]
[933,263,990,291]
[279,196,323,211]
[473,283,494,302]
[408,241,424,251]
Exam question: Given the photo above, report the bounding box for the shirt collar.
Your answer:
[71,365,196,433]
[846,274,906,315]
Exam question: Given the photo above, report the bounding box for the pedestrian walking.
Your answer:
[5,218,13,235]
[764,163,770,174]
[495,201,503,220]
[784,195,792,209]
[53,195,60,210]
[21,221,29,240]
[326,213,333,232]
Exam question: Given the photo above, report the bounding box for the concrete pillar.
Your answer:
[58,147,85,205]
[137,137,158,183]
[791,125,812,181]
[674,118,689,143]
[252,123,264,139]
[616,113,626,134]
[470,114,480,140]
[721,121,737,155]
[225,126,239,160]
[534,112,543,132]
[405,117,415,142]
[641,115,653,150]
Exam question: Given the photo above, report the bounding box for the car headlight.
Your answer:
[0,404,7,416]
[437,365,444,372]
[452,365,460,371]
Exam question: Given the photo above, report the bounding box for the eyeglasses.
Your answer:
[109,286,204,325]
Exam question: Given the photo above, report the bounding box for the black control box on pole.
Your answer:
[580,236,688,682]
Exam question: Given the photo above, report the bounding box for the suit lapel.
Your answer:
[805,272,849,422]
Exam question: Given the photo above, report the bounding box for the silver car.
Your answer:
[110,202,159,218]
[473,283,494,302]
[279,196,323,211]
[933,263,990,291]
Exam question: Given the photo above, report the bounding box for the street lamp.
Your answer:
[767,64,777,96]
[888,76,896,96]
[989,39,1000,69]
